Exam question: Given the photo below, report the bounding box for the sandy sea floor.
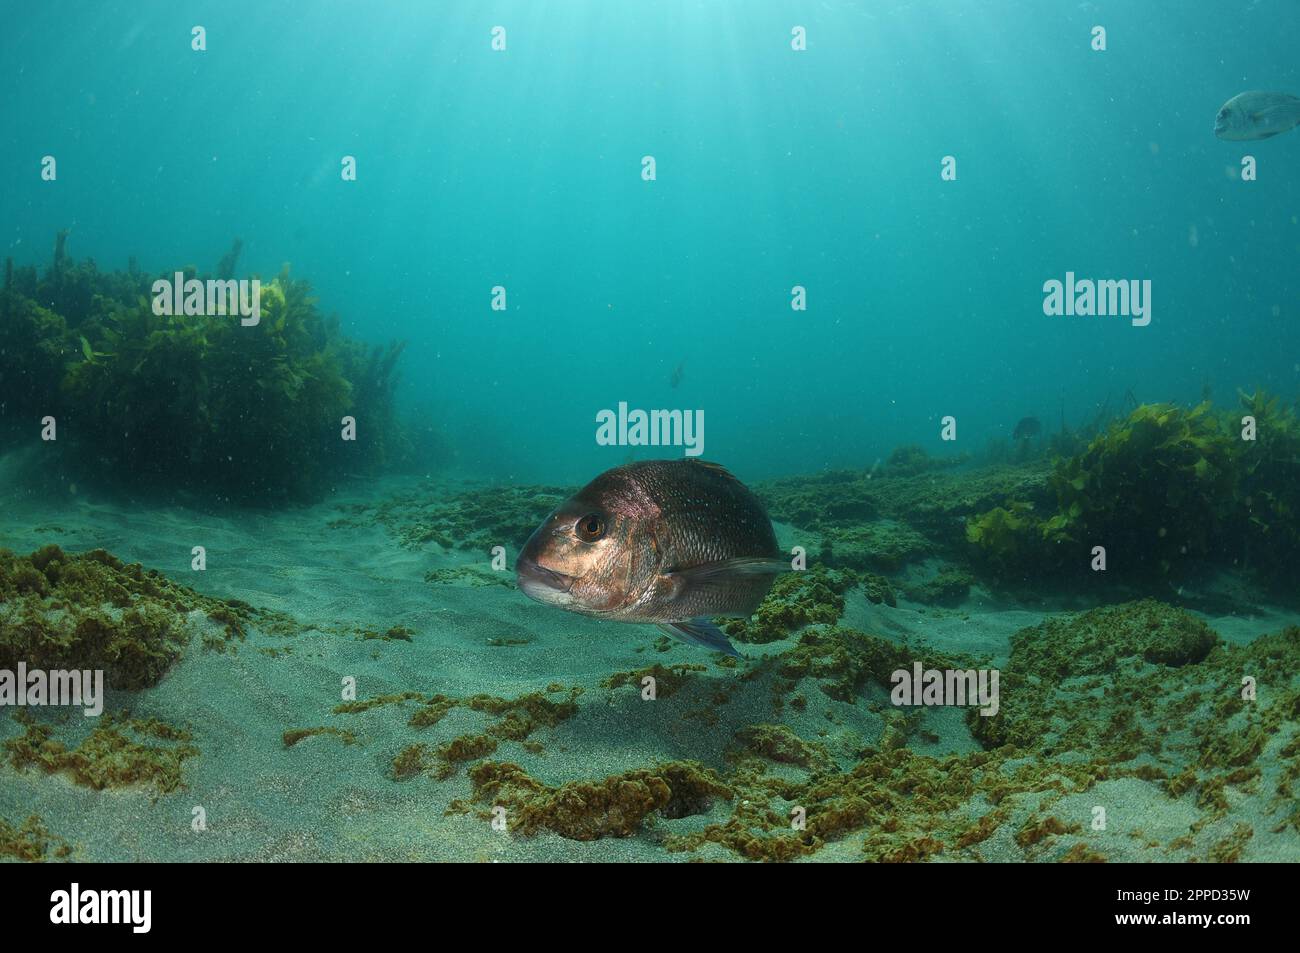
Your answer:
[2,454,1299,863]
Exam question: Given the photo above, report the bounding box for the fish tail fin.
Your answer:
[657,619,742,658]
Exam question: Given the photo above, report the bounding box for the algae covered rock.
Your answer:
[862,572,898,607]
[817,521,934,573]
[733,723,835,772]
[902,568,973,606]
[1009,599,1218,679]
[970,600,1222,751]
[333,482,569,551]
[778,626,932,702]
[0,545,254,690]
[461,760,732,841]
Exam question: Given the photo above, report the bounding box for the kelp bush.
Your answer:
[0,235,411,502]
[967,396,1300,587]
[1231,389,1300,580]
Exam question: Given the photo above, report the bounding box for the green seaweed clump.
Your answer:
[1045,402,1236,575]
[0,545,254,689]
[967,402,1240,580]
[2,235,414,501]
[1231,390,1300,582]
[964,502,1052,577]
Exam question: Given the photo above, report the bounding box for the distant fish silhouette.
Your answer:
[669,361,685,389]
[1012,416,1042,440]
[1214,91,1300,141]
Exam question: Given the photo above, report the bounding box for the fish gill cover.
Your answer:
[0,0,1297,887]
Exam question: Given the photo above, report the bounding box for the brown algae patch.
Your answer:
[0,814,73,862]
[732,724,835,772]
[408,695,458,728]
[602,663,706,698]
[282,726,358,748]
[331,686,585,782]
[4,711,199,795]
[450,760,733,840]
[332,692,425,715]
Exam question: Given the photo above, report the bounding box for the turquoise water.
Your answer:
[5,0,1296,481]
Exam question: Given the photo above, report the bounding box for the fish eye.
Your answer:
[575,513,606,542]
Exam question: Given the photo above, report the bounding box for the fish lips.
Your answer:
[1214,118,1245,140]
[515,554,577,606]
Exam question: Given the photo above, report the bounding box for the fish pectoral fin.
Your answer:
[661,557,790,612]
[665,557,791,585]
[657,619,742,658]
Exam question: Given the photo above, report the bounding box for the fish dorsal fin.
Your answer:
[689,459,743,483]
[657,619,742,658]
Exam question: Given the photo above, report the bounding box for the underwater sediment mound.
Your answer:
[329,481,572,551]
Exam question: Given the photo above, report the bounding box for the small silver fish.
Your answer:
[1214,91,1300,141]
[516,459,787,656]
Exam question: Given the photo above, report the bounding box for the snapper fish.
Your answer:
[1214,91,1300,141]
[515,459,788,657]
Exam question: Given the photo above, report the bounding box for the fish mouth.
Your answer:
[515,556,576,604]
